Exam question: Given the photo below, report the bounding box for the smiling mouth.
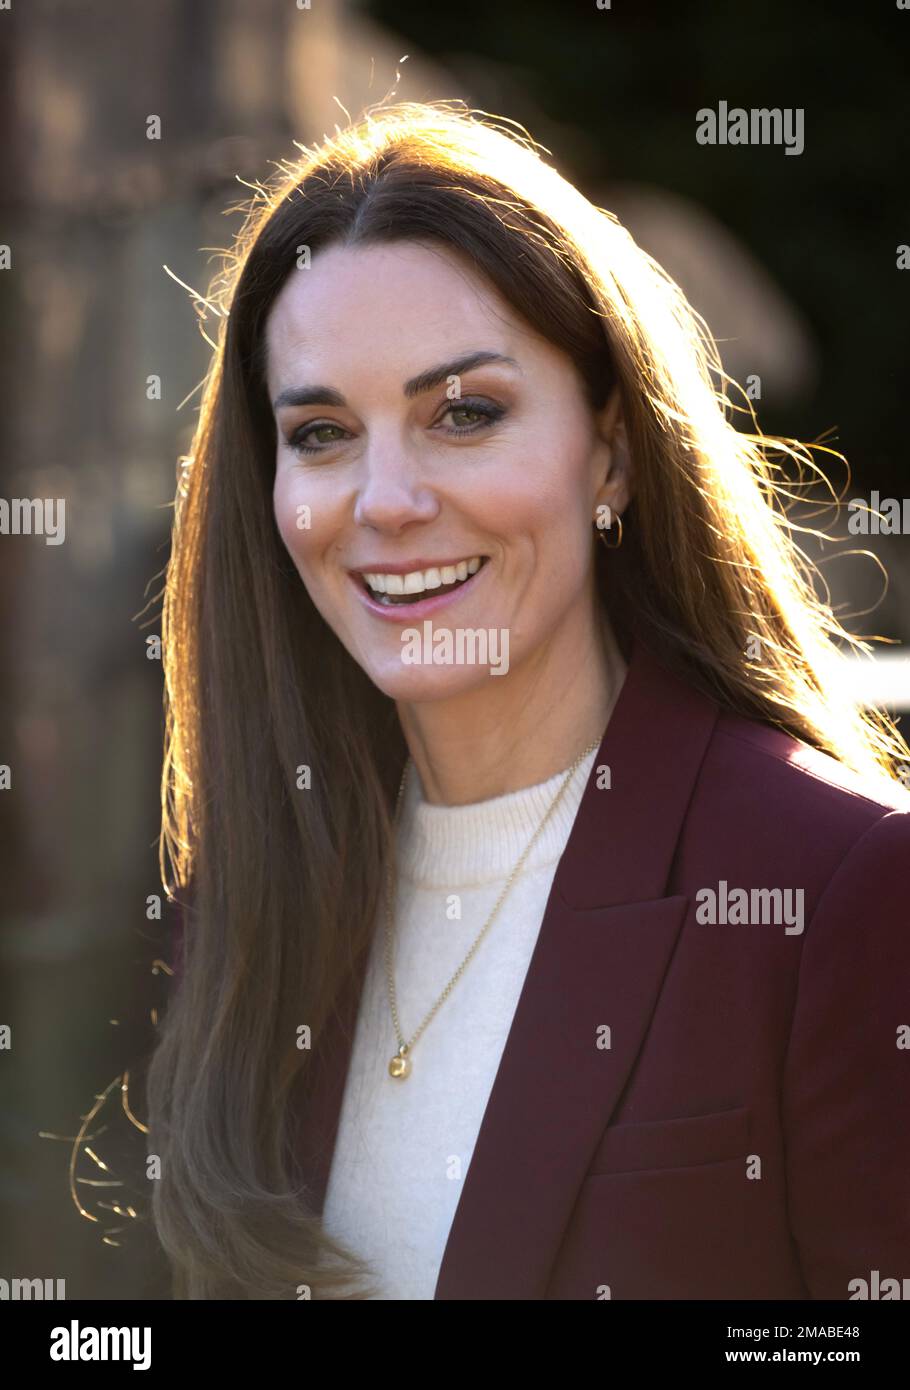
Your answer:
[357,556,490,606]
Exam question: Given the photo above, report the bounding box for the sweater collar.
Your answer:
[395,746,601,889]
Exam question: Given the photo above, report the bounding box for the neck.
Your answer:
[397,603,626,807]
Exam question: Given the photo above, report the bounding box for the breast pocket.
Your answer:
[586,1104,751,1176]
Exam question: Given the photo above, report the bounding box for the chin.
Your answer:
[363,661,503,703]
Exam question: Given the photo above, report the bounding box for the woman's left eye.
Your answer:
[437,399,506,435]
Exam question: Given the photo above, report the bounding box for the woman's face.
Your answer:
[266,239,628,702]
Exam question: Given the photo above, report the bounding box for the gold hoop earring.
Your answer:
[595,514,623,549]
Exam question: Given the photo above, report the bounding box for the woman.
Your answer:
[149,100,910,1300]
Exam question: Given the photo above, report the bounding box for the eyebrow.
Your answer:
[271,350,521,413]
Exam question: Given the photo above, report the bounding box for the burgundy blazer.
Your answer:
[175,641,910,1299]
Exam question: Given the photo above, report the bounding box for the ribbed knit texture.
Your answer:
[320,746,598,1299]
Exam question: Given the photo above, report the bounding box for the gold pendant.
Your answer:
[389,1043,411,1079]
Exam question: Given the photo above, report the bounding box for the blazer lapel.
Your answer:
[299,640,720,1299]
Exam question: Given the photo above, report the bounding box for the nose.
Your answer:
[353,439,440,533]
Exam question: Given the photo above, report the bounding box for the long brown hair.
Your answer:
[147,98,909,1299]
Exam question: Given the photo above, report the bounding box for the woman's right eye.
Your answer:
[287,422,349,455]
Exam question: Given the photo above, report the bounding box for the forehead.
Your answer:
[264,240,533,390]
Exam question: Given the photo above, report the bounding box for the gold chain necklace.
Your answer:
[384,736,601,1079]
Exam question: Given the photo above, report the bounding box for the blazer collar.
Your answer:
[557,639,719,909]
[300,637,720,1298]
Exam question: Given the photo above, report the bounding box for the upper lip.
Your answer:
[348,555,487,576]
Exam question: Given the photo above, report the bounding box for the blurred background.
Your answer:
[1,0,908,1298]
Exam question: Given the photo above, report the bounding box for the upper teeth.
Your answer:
[363,556,483,596]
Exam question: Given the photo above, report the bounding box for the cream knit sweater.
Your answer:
[320,747,598,1299]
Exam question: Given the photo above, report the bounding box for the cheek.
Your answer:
[509,409,593,512]
[273,471,301,547]
[492,439,592,560]
[502,443,593,614]
[273,470,329,574]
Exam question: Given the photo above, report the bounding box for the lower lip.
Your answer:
[350,561,490,621]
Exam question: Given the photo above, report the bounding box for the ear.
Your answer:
[592,385,634,520]
[598,381,623,442]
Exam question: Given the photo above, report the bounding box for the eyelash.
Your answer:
[285,398,506,456]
